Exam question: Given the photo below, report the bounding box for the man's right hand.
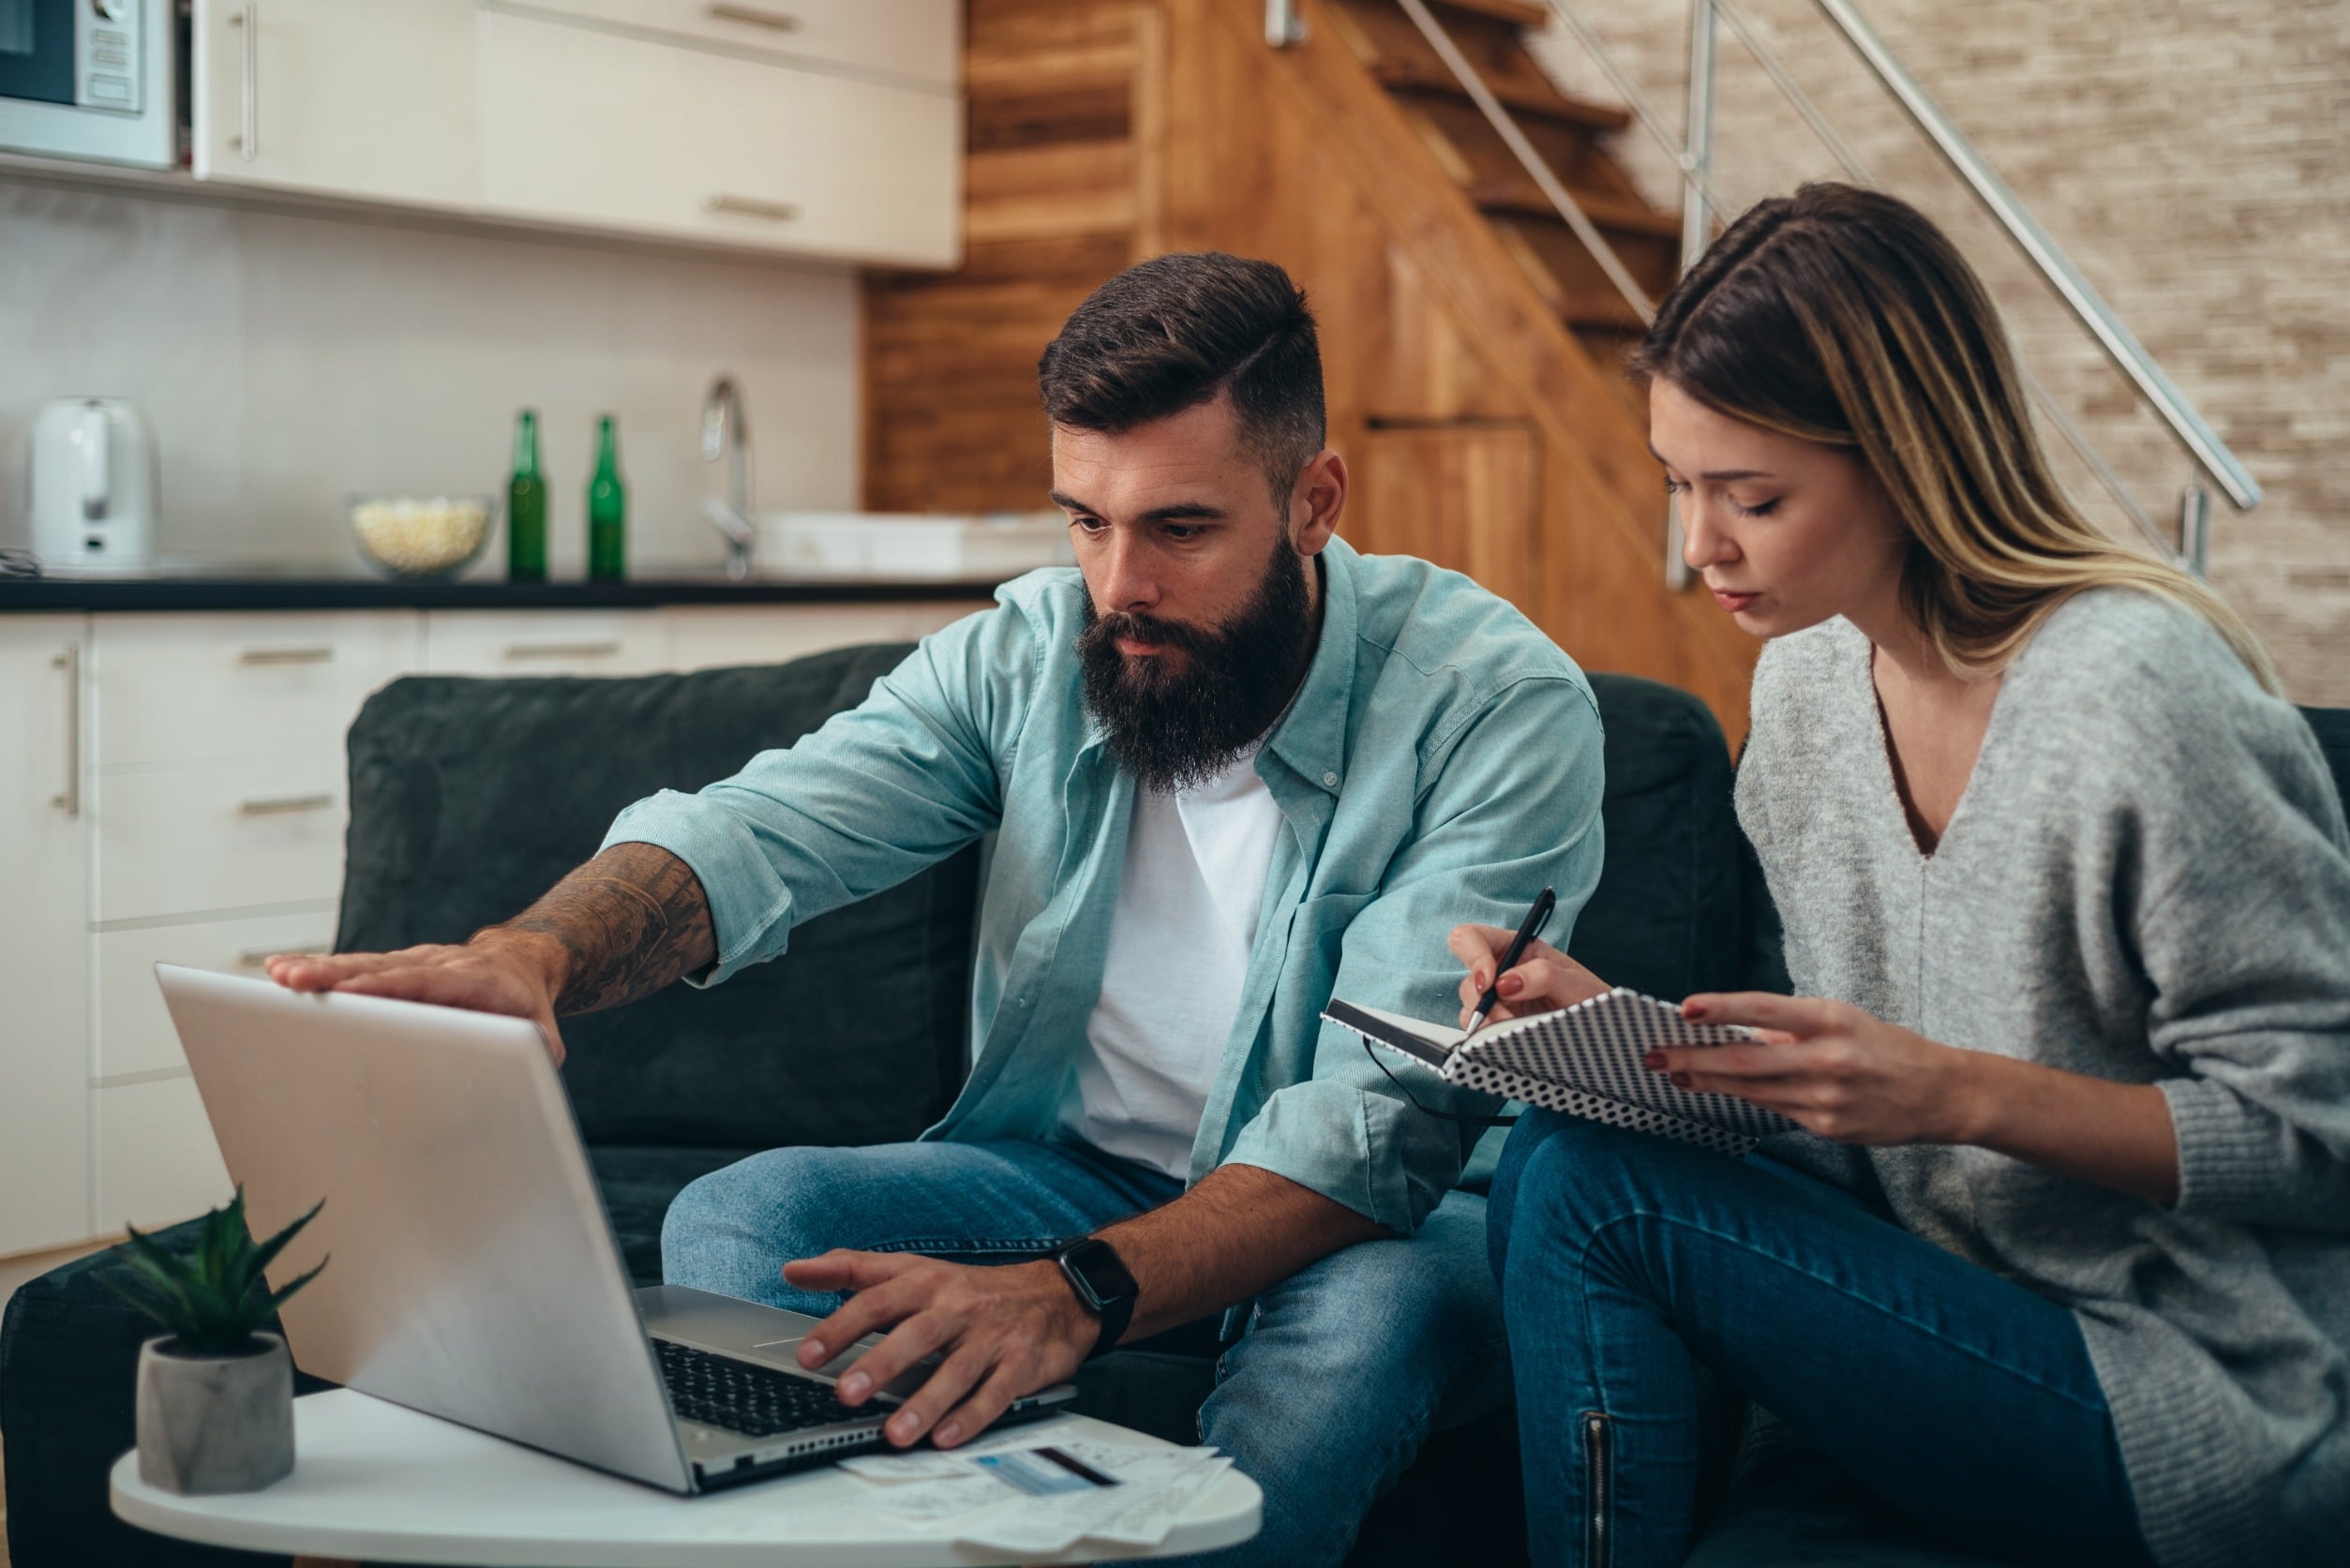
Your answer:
[265,931,571,1064]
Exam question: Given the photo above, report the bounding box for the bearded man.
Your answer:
[270,252,1606,1566]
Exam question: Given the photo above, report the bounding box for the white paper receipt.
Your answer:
[838,1433,1229,1550]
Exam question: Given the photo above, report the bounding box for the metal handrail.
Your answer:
[1711,0,2171,560]
[1540,0,1738,224]
[1394,0,1656,324]
[1265,0,2253,578]
[1808,0,2260,515]
[1526,0,2254,574]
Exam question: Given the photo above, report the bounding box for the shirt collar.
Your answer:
[1265,536,1360,797]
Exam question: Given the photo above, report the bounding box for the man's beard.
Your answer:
[1079,539,1315,793]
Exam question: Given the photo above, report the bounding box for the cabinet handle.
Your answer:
[707,3,801,33]
[501,640,623,660]
[706,194,801,222]
[239,645,334,665]
[237,793,335,816]
[236,948,323,969]
[229,5,259,162]
[51,644,81,818]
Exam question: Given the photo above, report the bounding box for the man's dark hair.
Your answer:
[1039,252,1326,500]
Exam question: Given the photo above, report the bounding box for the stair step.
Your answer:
[1490,217,1665,332]
[1561,294,1649,334]
[1466,179,1679,237]
[1372,57,1632,133]
[1427,0,1552,26]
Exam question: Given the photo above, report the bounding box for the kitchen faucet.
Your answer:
[699,374,756,579]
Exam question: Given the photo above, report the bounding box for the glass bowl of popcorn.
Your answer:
[348,495,495,579]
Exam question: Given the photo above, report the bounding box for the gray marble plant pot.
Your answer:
[135,1332,295,1495]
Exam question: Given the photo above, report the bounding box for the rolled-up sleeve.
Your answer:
[601,599,1034,986]
[2140,698,2350,1232]
[1222,677,1608,1234]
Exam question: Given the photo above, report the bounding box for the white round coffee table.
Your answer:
[112,1389,1261,1567]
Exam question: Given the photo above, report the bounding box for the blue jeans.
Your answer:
[1488,1112,2153,1568]
[662,1138,1509,1568]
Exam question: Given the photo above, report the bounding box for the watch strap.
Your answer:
[1054,1238,1137,1360]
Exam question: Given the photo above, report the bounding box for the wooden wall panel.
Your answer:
[864,0,1152,517]
[1352,426,1540,619]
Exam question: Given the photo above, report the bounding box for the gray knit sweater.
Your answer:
[1736,589,2350,1568]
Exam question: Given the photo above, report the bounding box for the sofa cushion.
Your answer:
[1571,673,1759,1002]
[337,645,980,1153]
[1687,1411,2011,1567]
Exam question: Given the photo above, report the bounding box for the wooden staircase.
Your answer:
[863,0,1759,740]
[1319,0,1680,379]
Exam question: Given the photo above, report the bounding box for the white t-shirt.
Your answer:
[1067,746,1286,1179]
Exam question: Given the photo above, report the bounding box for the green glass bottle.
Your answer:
[587,414,626,582]
[507,410,548,582]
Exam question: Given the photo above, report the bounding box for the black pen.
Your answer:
[1465,887,1557,1038]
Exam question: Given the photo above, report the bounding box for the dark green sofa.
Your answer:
[10,639,2343,1567]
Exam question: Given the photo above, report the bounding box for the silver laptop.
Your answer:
[155,964,1077,1494]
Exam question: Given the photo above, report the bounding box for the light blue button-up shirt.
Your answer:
[602,538,1604,1235]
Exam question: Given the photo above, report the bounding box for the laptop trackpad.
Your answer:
[755,1335,933,1397]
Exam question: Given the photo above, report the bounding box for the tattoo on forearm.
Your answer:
[501,844,718,1017]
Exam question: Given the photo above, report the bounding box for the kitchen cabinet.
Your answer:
[0,618,93,1260]
[422,608,670,677]
[666,601,983,671]
[0,597,974,1249]
[509,1,958,87]
[180,1,960,267]
[190,0,480,208]
[477,7,960,265]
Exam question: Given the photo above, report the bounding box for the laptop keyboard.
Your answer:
[656,1339,877,1439]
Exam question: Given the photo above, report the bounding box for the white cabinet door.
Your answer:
[666,602,987,671]
[477,9,960,265]
[92,611,423,769]
[190,0,480,207]
[424,609,670,677]
[95,1077,234,1236]
[503,0,958,87]
[95,912,340,1083]
[0,619,93,1256]
[93,759,350,924]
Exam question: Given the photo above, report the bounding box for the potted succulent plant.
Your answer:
[100,1187,327,1495]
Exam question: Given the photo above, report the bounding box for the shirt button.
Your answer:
[1323,770,1340,788]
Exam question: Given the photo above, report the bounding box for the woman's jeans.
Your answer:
[1488,1111,2153,1568]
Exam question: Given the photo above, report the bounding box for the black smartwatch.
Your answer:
[1052,1237,1138,1360]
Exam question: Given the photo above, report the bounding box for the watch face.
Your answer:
[1064,1239,1138,1306]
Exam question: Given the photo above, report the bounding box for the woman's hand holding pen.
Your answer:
[1446,924,1611,1027]
[1443,933,1983,1148]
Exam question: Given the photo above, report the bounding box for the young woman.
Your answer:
[1451,184,2350,1568]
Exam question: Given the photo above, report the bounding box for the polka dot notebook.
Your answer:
[1323,989,1800,1157]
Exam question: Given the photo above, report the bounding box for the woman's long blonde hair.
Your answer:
[1628,182,2277,693]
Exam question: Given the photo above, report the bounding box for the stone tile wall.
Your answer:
[1531,0,2347,704]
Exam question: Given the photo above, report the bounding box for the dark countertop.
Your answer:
[0,572,1007,613]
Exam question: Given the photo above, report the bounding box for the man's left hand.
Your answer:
[781,1251,1097,1449]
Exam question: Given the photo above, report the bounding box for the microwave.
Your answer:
[0,0,175,168]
